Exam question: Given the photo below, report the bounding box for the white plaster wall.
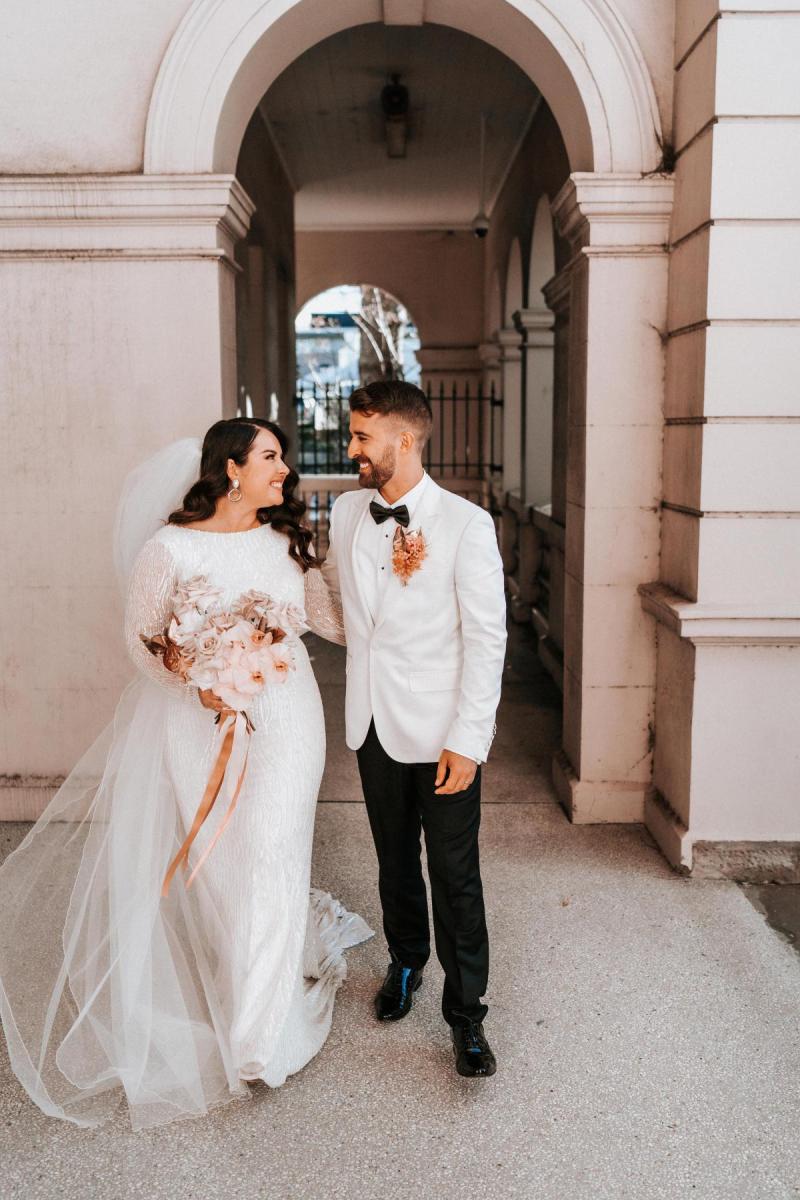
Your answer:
[650,0,800,870]
[0,1,191,173]
[0,256,232,778]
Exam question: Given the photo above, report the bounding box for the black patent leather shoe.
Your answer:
[374,961,424,1021]
[452,1022,497,1077]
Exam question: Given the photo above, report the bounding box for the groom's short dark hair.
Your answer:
[349,380,433,449]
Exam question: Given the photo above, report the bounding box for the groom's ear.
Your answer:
[398,429,417,455]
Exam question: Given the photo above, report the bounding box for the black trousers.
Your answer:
[356,720,489,1027]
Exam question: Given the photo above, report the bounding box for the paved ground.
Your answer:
[1,629,799,1199]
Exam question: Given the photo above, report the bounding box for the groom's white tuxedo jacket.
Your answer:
[321,475,507,764]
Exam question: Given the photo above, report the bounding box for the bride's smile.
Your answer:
[233,427,291,508]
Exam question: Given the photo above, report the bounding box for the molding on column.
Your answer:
[552,750,648,824]
[662,501,800,518]
[0,175,255,263]
[645,790,692,873]
[497,326,523,362]
[478,340,502,369]
[646,788,800,880]
[542,268,572,316]
[513,307,555,348]
[638,582,800,645]
[552,173,674,249]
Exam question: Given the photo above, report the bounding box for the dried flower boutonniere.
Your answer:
[392,526,427,586]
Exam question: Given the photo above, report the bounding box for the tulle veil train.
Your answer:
[0,439,259,1128]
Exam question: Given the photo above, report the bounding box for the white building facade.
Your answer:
[1,0,798,880]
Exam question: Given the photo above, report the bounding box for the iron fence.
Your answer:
[293,382,503,479]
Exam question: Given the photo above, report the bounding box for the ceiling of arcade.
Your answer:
[258,22,539,231]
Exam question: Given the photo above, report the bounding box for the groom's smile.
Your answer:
[348,410,407,494]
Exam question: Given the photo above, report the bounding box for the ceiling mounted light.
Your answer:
[381,73,409,158]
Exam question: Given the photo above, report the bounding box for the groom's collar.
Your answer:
[375,470,430,520]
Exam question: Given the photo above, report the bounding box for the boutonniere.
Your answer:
[392,526,427,586]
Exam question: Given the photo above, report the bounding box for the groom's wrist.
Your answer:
[442,728,484,766]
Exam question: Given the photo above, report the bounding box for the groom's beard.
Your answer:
[355,447,396,491]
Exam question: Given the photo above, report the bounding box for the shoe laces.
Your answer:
[462,1024,484,1054]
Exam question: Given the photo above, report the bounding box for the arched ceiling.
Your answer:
[259,22,539,231]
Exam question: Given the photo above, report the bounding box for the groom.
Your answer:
[321,380,507,1077]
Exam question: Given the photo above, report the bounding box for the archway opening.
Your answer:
[296,284,421,391]
[233,20,549,503]
[293,283,421,475]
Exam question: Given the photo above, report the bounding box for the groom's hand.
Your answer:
[434,749,477,795]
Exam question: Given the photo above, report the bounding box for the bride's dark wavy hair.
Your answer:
[168,418,318,571]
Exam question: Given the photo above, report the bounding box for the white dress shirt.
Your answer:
[354,471,430,620]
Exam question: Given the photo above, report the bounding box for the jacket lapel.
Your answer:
[372,478,443,633]
[348,490,375,624]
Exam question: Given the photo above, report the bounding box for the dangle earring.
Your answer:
[227,478,242,503]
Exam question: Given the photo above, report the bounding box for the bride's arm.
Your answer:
[124,538,193,696]
[303,562,346,647]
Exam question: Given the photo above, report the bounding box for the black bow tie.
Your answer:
[370,500,410,528]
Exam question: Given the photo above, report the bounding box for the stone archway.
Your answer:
[144,0,662,177]
[140,0,674,829]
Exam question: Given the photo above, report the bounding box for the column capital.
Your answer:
[542,268,572,316]
[497,326,523,361]
[638,583,800,645]
[0,174,255,263]
[513,307,555,345]
[552,172,673,250]
[478,339,501,369]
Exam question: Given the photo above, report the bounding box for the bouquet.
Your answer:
[142,576,306,728]
[141,576,307,896]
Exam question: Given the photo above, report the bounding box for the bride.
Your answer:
[0,417,372,1130]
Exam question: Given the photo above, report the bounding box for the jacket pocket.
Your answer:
[409,668,461,693]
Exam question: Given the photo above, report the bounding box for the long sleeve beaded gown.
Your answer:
[0,520,372,1131]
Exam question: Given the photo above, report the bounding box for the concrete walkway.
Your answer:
[2,630,799,1200]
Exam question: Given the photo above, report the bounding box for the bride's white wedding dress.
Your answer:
[0,519,372,1130]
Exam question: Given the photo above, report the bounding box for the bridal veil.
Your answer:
[0,439,254,1128]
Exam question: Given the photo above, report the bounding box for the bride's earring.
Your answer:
[228,478,242,503]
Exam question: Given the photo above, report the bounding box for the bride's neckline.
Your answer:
[174,523,268,536]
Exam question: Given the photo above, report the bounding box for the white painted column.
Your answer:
[497,326,523,496]
[642,1,800,878]
[551,173,674,825]
[514,307,555,508]
[0,175,253,817]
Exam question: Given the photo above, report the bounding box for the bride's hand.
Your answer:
[198,688,235,718]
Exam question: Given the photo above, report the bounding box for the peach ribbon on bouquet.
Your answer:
[161,710,251,898]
